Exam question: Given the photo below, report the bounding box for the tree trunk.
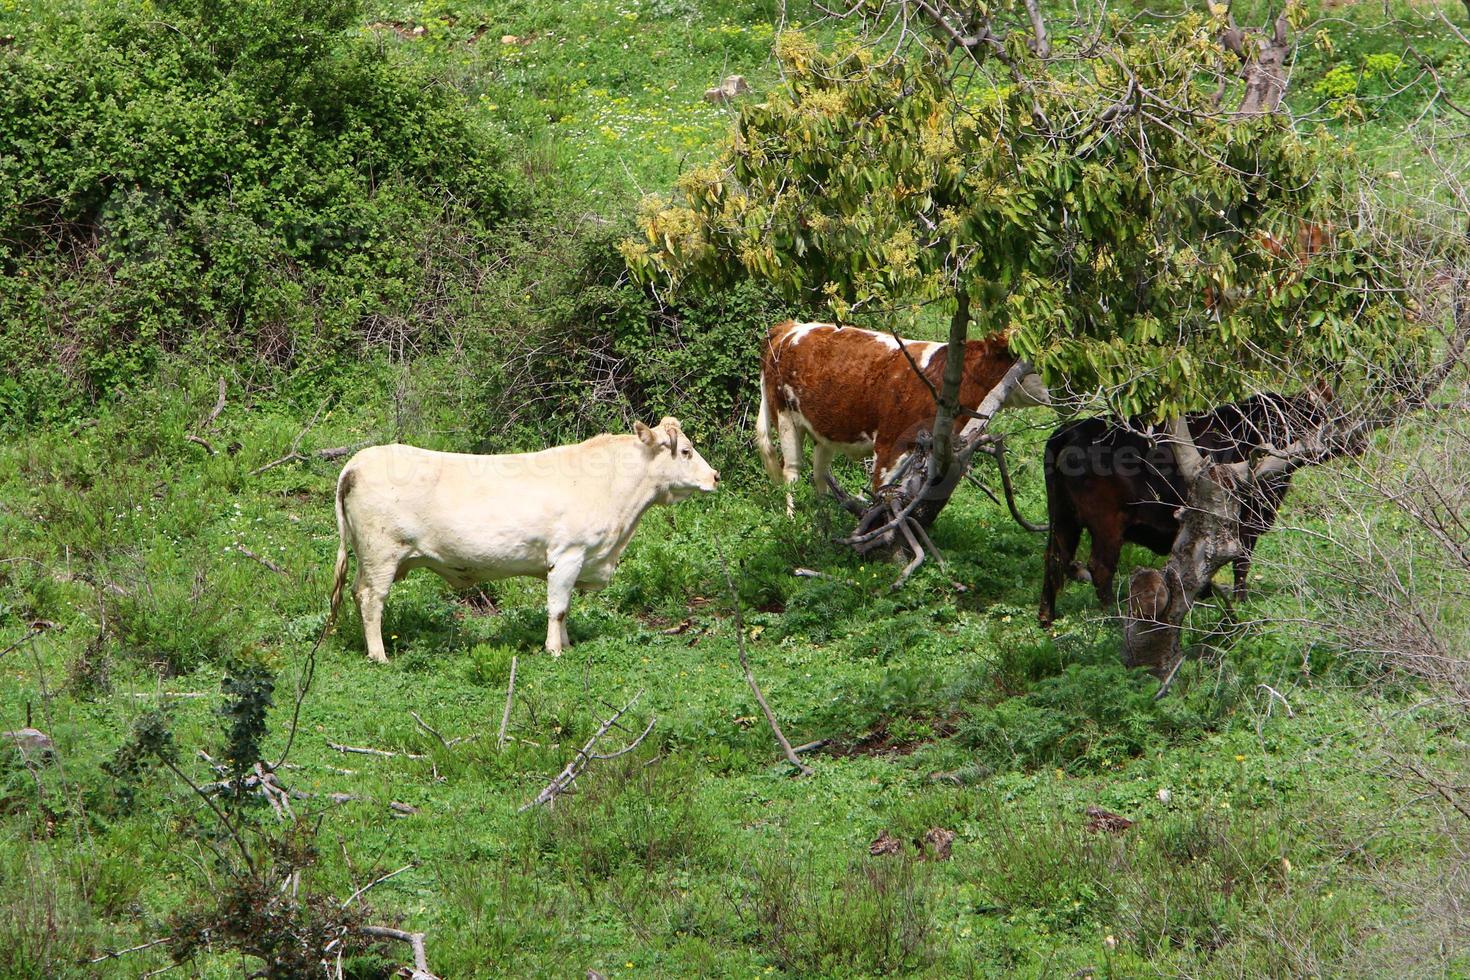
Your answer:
[1120,421,1245,675]
[1222,12,1292,117]
[928,289,971,486]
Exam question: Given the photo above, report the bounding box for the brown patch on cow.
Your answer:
[761,320,1020,490]
[338,467,356,501]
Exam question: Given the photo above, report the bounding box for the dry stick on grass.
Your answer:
[327,740,427,761]
[714,545,815,777]
[342,863,415,908]
[359,925,440,980]
[87,936,172,964]
[409,712,450,751]
[235,545,288,576]
[498,655,519,749]
[518,691,656,811]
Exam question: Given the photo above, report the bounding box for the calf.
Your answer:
[755,320,1048,511]
[328,418,719,660]
[1038,388,1330,626]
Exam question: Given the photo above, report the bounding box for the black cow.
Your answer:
[1038,387,1331,626]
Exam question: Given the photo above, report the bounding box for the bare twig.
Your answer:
[498,655,519,750]
[184,434,216,455]
[327,740,426,761]
[519,691,656,810]
[86,936,172,964]
[409,712,450,751]
[342,863,415,908]
[715,546,814,777]
[234,546,287,576]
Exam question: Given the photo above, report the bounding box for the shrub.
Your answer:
[0,0,517,427]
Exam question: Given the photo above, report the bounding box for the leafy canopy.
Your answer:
[623,19,1416,420]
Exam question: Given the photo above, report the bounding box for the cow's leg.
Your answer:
[810,442,835,498]
[1040,515,1083,627]
[774,412,805,515]
[353,560,399,664]
[545,555,585,656]
[1087,530,1123,610]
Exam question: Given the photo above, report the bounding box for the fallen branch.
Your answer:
[234,546,288,576]
[360,925,440,980]
[342,863,415,908]
[409,712,450,751]
[86,936,172,964]
[519,691,655,811]
[327,740,426,760]
[250,442,371,476]
[184,434,216,455]
[716,547,814,777]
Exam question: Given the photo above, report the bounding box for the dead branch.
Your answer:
[715,547,814,776]
[359,925,440,980]
[327,740,426,760]
[342,864,415,908]
[234,546,288,576]
[409,711,450,751]
[86,936,172,964]
[498,655,518,749]
[183,377,227,455]
[1257,684,1295,718]
[519,691,656,810]
[201,377,227,430]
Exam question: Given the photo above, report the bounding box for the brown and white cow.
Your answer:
[755,320,1048,511]
[328,418,719,661]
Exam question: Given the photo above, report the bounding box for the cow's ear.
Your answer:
[635,421,658,447]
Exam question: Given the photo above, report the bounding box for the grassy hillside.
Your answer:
[2,1,1469,977]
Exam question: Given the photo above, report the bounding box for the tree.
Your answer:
[623,4,1455,673]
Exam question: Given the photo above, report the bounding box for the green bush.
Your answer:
[960,660,1223,771]
[0,0,517,427]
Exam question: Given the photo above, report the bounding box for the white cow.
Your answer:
[328,417,719,661]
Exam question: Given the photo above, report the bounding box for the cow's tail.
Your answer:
[755,365,784,486]
[327,465,353,628]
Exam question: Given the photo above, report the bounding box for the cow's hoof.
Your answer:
[368,653,389,665]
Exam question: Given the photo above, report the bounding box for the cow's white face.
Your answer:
[635,416,720,502]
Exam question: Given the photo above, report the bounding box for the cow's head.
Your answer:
[635,416,720,501]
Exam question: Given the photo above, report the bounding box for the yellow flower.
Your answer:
[1234,754,1245,762]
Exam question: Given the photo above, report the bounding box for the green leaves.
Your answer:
[626,24,1415,419]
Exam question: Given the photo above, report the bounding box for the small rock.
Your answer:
[3,728,55,763]
[703,74,751,103]
[1157,787,1172,804]
[869,829,902,856]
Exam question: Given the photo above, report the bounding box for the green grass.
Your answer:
[2,361,1466,977]
[3,0,1470,976]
